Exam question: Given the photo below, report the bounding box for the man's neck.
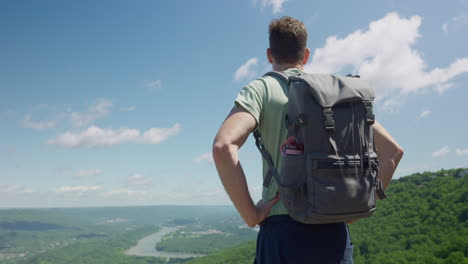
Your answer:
[272,63,303,72]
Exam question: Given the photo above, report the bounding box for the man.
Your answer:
[212,16,404,264]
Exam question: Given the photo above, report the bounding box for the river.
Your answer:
[124,226,206,259]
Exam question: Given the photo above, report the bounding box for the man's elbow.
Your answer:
[394,145,404,163]
[212,141,227,161]
[212,140,235,163]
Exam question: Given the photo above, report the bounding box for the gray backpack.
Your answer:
[254,71,387,224]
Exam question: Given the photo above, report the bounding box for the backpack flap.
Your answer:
[288,74,375,108]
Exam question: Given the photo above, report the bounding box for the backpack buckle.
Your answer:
[364,101,375,124]
[296,114,305,126]
[346,74,361,78]
[376,179,387,200]
[323,108,335,132]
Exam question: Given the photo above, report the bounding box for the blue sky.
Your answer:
[1,0,467,208]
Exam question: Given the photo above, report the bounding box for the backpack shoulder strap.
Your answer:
[253,70,296,187]
[263,71,289,83]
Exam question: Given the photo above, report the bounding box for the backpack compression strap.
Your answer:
[253,130,280,188]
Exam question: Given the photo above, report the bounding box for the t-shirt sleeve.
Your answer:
[234,79,265,125]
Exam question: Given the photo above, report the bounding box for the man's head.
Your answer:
[268,16,309,68]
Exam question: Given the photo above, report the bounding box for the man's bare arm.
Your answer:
[373,121,404,191]
[212,107,280,227]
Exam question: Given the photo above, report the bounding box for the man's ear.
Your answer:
[267,48,274,64]
[302,48,310,65]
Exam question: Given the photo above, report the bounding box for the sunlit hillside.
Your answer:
[185,168,468,264]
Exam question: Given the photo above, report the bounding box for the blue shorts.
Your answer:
[253,215,354,264]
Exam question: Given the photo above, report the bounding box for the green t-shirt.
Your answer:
[235,68,303,216]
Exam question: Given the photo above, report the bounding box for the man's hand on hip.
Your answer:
[246,194,281,227]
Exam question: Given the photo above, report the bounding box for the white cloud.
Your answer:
[442,23,448,34]
[194,152,214,163]
[147,80,162,91]
[47,126,139,148]
[21,114,57,130]
[259,0,287,13]
[21,99,112,130]
[305,12,468,110]
[100,187,229,204]
[101,188,151,199]
[56,185,103,194]
[141,124,182,144]
[125,174,153,186]
[35,103,50,110]
[234,57,258,81]
[74,169,103,179]
[453,14,468,24]
[417,109,432,119]
[0,185,35,194]
[0,183,232,207]
[70,99,113,128]
[456,148,468,156]
[124,106,136,111]
[46,123,181,148]
[55,167,72,174]
[432,146,451,157]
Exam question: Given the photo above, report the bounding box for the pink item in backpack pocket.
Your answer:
[280,136,304,156]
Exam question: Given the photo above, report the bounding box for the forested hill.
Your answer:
[186,168,468,264]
